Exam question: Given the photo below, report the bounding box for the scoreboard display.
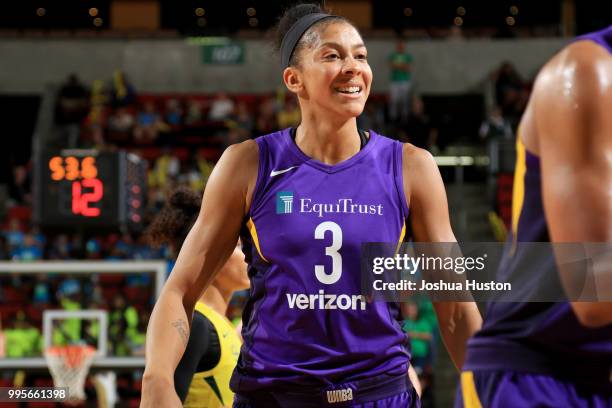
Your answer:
[34,150,147,231]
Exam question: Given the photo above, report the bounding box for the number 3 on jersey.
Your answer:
[314,221,342,285]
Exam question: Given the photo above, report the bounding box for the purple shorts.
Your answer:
[455,370,612,408]
[233,372,420,408]
[233,390,418,408]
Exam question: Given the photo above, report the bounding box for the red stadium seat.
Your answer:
[7,206,31,223]
[99,274,125,286]
[25,305,43,325]
[34,378,55,387]
[0,378,13,387]
[29,402,57,408]
[2,287,25,303]
[0,304,23,324]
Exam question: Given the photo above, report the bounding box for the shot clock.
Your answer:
[34,150,147,232]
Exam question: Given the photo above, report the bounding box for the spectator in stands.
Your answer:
[83,302,101,346]
[493,62,524,119]
[405,97,437,151]
[4,218,24,252]
[55,74,90,147]
[208,92,235,121]
[131,310,150,356]
[3,312,42,357]
[480,106,516,210]
[277,96,301,129]
[149,148,180,190]
[184,99,204,125]
[479,106,513,143]
[178,152,206,193]
[11,233,43,261]
[358,100,385,134]
[47,234,72,260]
[109,293,140,356]
[110,70,136,107]
[254,96,278,136]
[225,101,255,146]
[388,40,414,124]
[165,99,183,127]
[81,79,108,148]
[133,102,162,144]
[107,106,135,145]
[85,238,103,260]
[8,164,32,206]
[53,279,82,345]
[113,233,135,259]
[32,274,52,305]
[131,234,159,261]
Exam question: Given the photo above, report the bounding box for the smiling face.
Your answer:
[284,21,372,121]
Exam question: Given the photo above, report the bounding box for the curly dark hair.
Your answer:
[274,2,352,68]
[146,187,201,251]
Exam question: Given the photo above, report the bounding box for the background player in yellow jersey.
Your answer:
[148,187,249,408]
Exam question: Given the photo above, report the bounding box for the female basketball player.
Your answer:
[142,4,481,407]
[455,26,612,408]
[147,187,249,408]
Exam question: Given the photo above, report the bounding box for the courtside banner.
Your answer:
[360,242,612,302]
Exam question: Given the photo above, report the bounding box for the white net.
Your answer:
[44,345,97,402]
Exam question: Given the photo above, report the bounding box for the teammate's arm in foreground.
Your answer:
[526,40,612,327]
[140,141,258,407]
[404,144,483,370]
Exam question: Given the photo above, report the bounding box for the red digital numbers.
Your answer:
[72,178,104,217]
[49,155,104,218]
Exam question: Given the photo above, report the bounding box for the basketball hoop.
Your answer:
[44,345,97,403]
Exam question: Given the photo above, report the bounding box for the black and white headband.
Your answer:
[280,13,338,69]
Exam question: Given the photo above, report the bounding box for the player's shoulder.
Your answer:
[401,143,437,172]
[219,139,259,172]
[534,39,611,97]
[223,138,258,159]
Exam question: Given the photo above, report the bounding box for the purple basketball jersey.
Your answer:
[231,128,410,393]
[464,25,612,393]
[577,24,612,53]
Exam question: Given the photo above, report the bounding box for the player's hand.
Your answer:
[140,374,181,408]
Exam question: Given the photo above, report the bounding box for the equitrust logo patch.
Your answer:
[276,191,294,214]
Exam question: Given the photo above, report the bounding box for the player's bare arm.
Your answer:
[527,40,612,327]
[403,144,483,370]
[140,140,258,407]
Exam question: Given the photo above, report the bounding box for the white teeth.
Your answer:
[336,86,361,94]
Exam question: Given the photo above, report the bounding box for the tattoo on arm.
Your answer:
[171,319,189,346]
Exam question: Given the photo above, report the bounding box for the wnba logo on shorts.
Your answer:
[326,388,353,403]
[276,191,294,214]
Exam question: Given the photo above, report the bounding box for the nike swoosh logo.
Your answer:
[270,166,299,177]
